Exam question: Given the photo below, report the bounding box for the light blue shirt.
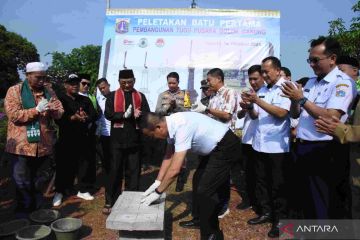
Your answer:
[241,112,258,145]
[166,112,229,155]
[297,67,355,141]
[252,78,291,153]
[97,94,111,136]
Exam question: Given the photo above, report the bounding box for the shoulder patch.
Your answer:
[336,89,346,97]
[336,84,349,88]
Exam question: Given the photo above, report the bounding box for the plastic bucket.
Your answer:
[50,218,82,240]
[16,225,51,240]
[29,209,61,225]
[0,219,30,239]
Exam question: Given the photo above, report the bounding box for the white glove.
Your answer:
[124,104,132,118]
[190,100,207,113]
[141,191,161,206]
[142,180,161,197]
[36,98,49,113]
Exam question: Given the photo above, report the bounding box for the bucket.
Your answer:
[29,209,61,225]
[16,225,51,240]
[0,219,30,239]
[50,218,82,240]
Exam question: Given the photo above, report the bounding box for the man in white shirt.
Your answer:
[140,112,241,240]
[242,57,291,238]
[237,65,265,212]
[281,36,355,219]
[96,78,113,213]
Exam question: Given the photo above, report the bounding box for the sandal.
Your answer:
[102,204,112,215]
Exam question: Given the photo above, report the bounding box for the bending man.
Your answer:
[140,112,241,240]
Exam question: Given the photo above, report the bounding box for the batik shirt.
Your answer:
[208,86,238,130]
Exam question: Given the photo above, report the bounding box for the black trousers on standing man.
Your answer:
[105,145,140,206]
[191,130,241,239]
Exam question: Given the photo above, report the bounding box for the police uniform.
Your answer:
[155,89,188,116]
[296,66,354,219]
[166,112,241,238]
[252,77,291,222]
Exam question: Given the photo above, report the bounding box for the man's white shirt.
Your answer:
[252,78,291,153]
[166,112,229,155]
[97,94,111,136]
[297,67,354,141]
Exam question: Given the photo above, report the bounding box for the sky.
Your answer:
[0,0,357,80]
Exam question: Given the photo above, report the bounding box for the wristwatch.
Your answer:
[298,97,308,107]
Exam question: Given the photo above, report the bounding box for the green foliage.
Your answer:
[47,45,101,92]
[328,1,360,59]
[0,25,39,98]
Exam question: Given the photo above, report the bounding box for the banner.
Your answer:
[99,8,280,110]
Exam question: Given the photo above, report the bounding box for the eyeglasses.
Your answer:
[306,56,329,64]
[81,82,90,86]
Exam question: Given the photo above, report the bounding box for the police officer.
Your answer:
[140,112,241,240]
[155,72,190,192]
[242,57,291,238]
[281,36,355,219]
[155,72,189,115]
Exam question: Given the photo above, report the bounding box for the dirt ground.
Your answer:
[0,152,271,240]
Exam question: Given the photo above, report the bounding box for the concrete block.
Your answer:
[106,191,166,239]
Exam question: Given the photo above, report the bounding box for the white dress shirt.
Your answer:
[97,94,111,136]
[297,67,354,141]
[252,78,291,153]
[166,112,229,155]
[241,113,258,145]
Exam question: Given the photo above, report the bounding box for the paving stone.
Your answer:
[106,191,166,233]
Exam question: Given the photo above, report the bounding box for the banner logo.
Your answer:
[116,19,130,34]
[155,38,165,47]
[138,38,148,48]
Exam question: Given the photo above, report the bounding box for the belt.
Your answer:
[296,138,332,144]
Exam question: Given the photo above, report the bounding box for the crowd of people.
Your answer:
[3,35,360,240]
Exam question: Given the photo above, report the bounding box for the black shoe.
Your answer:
[179,218,200,229]
[236,201,251,210]
[268,222,280,238]
[247,213,272,225]
[202,230,224,240]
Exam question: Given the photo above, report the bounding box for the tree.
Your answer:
[47,45,101,92]
[0,24,39,98]
[328,1,360,59]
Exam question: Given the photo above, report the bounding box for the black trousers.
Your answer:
[55,139,94,194]
[254,151,290,221]
[191,130,241,238]
[100,136,111,175]
[241,144,259,212]
[106,146,140,206]
[83,134,97,188]
[11,154,47,212]
[295,140,350,219]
